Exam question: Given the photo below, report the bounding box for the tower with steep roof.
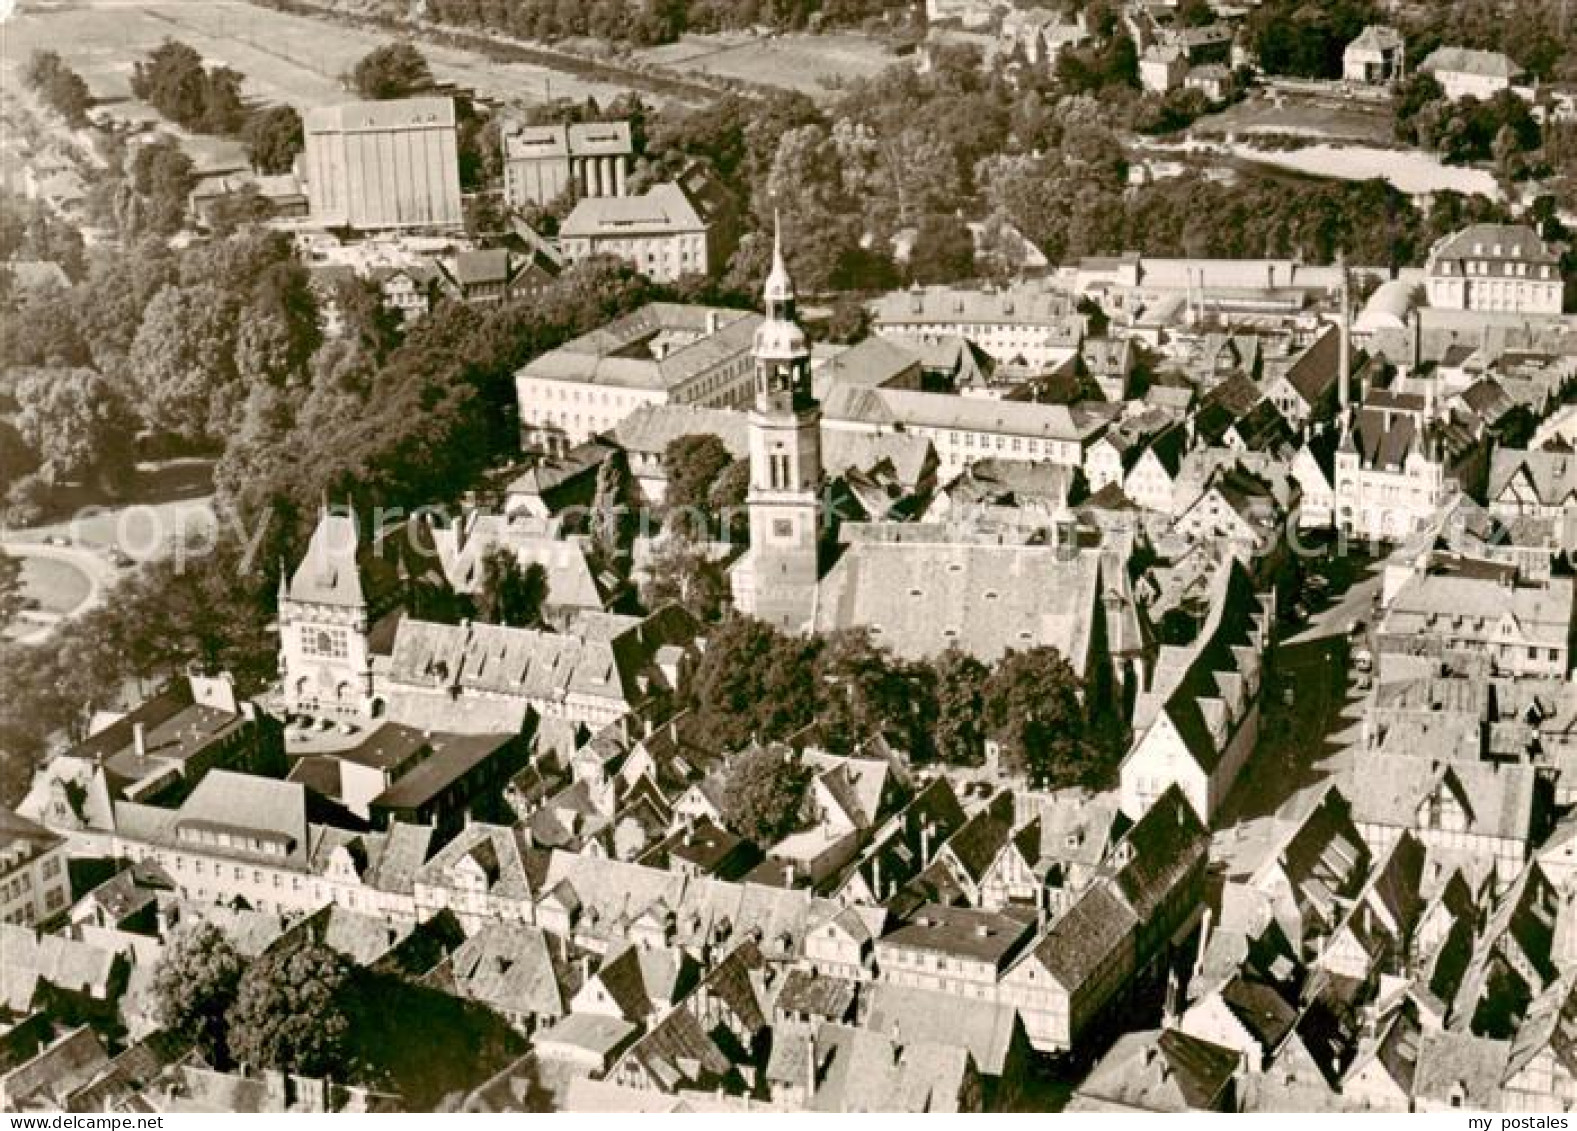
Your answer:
[731,219,824,632]
[278,503,377,719]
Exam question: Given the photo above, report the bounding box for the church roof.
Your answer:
[286,510,364,608]
[813,542,1101,666]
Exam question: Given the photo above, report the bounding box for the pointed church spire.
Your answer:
[763,209,794,315]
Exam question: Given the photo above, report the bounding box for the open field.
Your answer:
[630,31,898,99]
[1193,89,1395,144]
[0,0,653,117]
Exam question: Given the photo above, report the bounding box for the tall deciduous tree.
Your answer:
[0,550,25,627]
[640,534,728,622]
[589,450,635,574]
[243,106,304,175]
[663,433,732,537]
[983,646,1103,788]
[475,547,548,628]
[348,43,434,100]
[11,368,137,489]
[153,923,244,1067]
[127,283,241,444]
[932,647,990,766]
[720,743,816,844]
[227,941,352,1076]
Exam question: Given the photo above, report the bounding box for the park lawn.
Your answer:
[18,555,92,615]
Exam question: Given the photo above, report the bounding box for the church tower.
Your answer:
[278,503,377,719]
[732,219,823,632]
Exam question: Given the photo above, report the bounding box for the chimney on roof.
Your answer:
[872,856,883,901]
[706,310,722,335]
[920,821,934,868]
[132,721,147,761]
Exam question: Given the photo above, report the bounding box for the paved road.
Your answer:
[1,541,120,644]
[1,491,218,643]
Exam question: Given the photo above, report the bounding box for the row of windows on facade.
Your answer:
[1439,260,1554,278]
[3,889,64,923]
[302,626,350,659]
[176,825,292,857]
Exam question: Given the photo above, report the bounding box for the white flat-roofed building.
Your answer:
[502,119,633,209]
[515,303,761,452]
[303,96,462,231]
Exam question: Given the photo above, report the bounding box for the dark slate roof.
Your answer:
[776,968,859,1022]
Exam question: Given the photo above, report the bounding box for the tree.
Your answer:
[707,460,750,545]
[201,66,247,134]
[589,450,635,574]
[349,43,434,100]
[153,923,244,1067]
[640,535,729,621]
[24,50,92,128]
[129,137,198,236]
[680,616,821,749]
[907,212,975,284]
[0,550,24,627]
[1175,0,1216,27]
[127,282,241,444]
[719,743,816,844]
[663,433,732,536]
[983,646,1104,788]
[227,941,352,1076]
[812,628,931,756]
[475,547,548,628]
[0,421,38,498]
[12,368,137,489]
[243,106,304,175]
[932,647,990,766]
[1243,0,1377,79]
[130,39,243,134]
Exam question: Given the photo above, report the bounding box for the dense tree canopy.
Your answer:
[243,105,304,175]
[663,433,734,537]
[0,551,23,628]
[475,548,548,628]
[154,923,244,1067]
[130,39,246,134]
[719,743,816,844]
[11,368,137,489]
[349,43,434,100]
[1243,0,1378,79]
[983,647,1103,788]
[227,942,353,1076]
[23,50,92,127]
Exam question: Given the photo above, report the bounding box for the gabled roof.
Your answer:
[814,542,1101,665]
[862,983,1021,1077]
[1128,561,1269,777]
[286,509,364,607]
[807,1022,973,1113]
[1073,1028,1239,1112]
[937,791,1018,885]
[1489,448,1577,507]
